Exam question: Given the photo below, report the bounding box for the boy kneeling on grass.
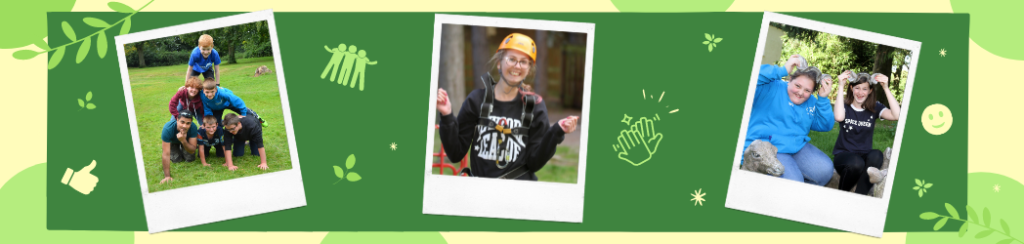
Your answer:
[198,115,225,167]
[160,111,199,184]
[222,113,269,170]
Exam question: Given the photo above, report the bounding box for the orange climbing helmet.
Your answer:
[497,33,537,62]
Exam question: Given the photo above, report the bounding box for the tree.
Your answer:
[872,45,894,108]
[440,24,466,115]
[137,41,146,67]
[534,30,548,98]
[471,26,489,91]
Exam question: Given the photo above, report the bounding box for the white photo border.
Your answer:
[724,11,920,237]
[115,10,306,233]
[422,14,594,223]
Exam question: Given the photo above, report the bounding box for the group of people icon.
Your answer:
[321,43,378,91]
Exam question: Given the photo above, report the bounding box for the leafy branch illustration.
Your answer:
[11,0,155,70]
[333,154,363,184]
[920,203,1021,244]
[702,33,723,52]
[78,91,96,111]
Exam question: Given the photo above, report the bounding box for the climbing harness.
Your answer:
[470,72,536,179]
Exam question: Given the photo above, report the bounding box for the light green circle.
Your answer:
[951,0,1024,60]
[0,0,77,49]
[0,163,133,243]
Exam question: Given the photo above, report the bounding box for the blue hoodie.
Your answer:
[201,87,248,116]
[743,64,834,155]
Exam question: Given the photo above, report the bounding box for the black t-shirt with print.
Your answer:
[833,101,887,156]
[439,88,566,180]
[224,116,264,150]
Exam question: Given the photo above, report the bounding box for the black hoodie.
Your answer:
[439,88,566,180]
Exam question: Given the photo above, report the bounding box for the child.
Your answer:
[222,113,269,170]
[159,111,199,184]
[199,78,268,127]
[832,71,901,195]
[197,115,225,167]
[169,76,204,123]
[185,34,221,86]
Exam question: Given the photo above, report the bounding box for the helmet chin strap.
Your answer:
[497,66,529,93]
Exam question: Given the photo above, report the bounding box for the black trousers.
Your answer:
[834,150,884,195]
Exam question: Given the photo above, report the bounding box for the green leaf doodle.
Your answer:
[10,0,154,70]
[333,154,362,184]
[920,203,1022,244]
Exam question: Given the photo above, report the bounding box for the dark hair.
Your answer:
[844,74,878,113]
[178,111,194,121]
[223,113,241,127]
[790,66,822,93]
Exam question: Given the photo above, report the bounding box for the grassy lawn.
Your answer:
[129,57,292,193]
[430,130,579,184]
[808,119,899,161]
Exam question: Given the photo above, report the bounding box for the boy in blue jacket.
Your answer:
[200,78,267,127]
[184,34,221,86]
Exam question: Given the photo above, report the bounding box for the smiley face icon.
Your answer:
[921,103,952,135]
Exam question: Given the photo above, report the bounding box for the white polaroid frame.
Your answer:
[725,12,920,237]
[422,14,594,223]
[115,10,305,233]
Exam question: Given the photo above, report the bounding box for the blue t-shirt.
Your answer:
[188,47,221,73]
[161,120,199,144]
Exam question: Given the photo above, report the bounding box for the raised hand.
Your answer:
[875,73,889,89]
[818,76,833,97]
[559,116,579,133]
[437,88,452,116]
[837,70,851,88]
[615,117,664,166]
[784,54,802,73]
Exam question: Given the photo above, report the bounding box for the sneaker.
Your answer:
[261,119,269,128]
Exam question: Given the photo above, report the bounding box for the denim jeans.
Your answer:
[777,142,835,186]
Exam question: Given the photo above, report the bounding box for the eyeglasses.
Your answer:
[504,57,532,68]
[224,125,239,133]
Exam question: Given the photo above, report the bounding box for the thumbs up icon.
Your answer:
[61,160,99,195]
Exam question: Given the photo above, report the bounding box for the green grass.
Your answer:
[430,130,579,184]
[808,119,899,161]
[129,57,292,193]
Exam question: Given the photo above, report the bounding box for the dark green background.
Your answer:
[47,12,968,231]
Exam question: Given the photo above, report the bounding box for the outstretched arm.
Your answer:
[325,45,332,52]
[367,60,377,65]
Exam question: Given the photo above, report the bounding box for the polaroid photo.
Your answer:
[115,10,305,233]
[422,14,595,223]
[725,12,920,237]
